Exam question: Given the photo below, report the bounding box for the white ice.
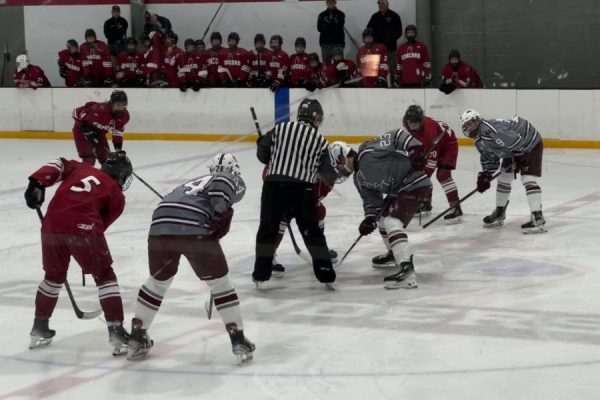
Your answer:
[1,139,600,400]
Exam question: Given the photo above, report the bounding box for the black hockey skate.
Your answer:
[127,318,154,360]
[108,323,130,356]
[483,204,507,228]
[521,211,547,234]
[272,256,285,278]
[383,255,418,289]
[227,323,255,365]
[417,201,432,217]
[329,249,338,264]
[444,204,463,225]
[29,318,56,350]
[372,250,396,269]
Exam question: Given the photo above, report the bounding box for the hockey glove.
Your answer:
[408,147,426,171]
[393,76,402,88]
[179,81,188,92]
[81,125,99,145]
[359,215,378,236]
[103,78,113,87]
[209,208,234,240]
[477,171,493,193]
[24,179,45,209]
[439,82,456,95]
[269,81,280,93]
[376,77,388,88]
[192,82,201,92]
[59,66,67,79]
[422,78,431,87]
[305,80,317,92]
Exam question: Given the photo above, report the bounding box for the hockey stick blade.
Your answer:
[288,226,312,263]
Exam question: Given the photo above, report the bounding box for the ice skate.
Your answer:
[384,255,418,289]
[29,318,56,350]
[227,323,255,365]
[329,249,338,264]
[417,200,432,217]
[372,250,396,269]
[324,282,335,291]
[108,322,130,356]
[127,318,153,360]
[521,211,546,234]
[272,256,285,278]
[483,205,507,228]
[444,204,463,225]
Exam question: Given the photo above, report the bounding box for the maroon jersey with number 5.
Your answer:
[29,158,125,235]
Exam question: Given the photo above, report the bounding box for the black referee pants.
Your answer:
[253,180,336,283]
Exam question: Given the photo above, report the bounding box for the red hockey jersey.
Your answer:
[441,61,483,89]
[14,65,50,89]
[309,63,327,89]
[178,52,207,83]
[396,40,431,86]
[163,45,184,87]
[72,101,130,150]
[218,47,251,85]
[249,48,272,85]
[206,46,228,86]
[115,51,144,83]
[406,116,458,171]
[288,52,311,87]
[30,158,125,235]
[266,50,289,85]
[325,59,358,86]
[356,43,388,87]
[143,31,165,83]
[57,50,87,87]
[79,40,113,85]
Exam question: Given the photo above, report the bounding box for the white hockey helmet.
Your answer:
[209,153,241,176]
[460,108,482,138]
[329,141,354,183]
[16,54,29,72]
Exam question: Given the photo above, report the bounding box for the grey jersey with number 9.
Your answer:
[149,171,246,236]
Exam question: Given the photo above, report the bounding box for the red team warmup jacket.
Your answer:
[144,31,165,84]
[30,158,125,235]
[79,40,113,86]
[178,51,207,84]
[72,101,130,153]
[13,65,50,88]
[396,40,431,87]
[249,48,272,85]
[115,51,144,84]
[267,50,289,85]
[163,45,184,87]
[325,59,358,86]
[356,43,388,87]
[288,52,311,87]
[409,116,459,173]
[219,47,251,85]
[57,50,87,87]
[441,61,483,89]
[206,46,228,86]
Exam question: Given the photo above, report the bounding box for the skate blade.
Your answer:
[372,262,397,269]
[253,280,267,290]
[418,211,432,218]
[29,336,53,350]
[324,282,335,291]
[236,352,254,365]
[522,226,547,234]
[112,345,128,357]
[384,280,418,290]
[483,221,504,228]
[444,216,463,225]
[271,270,285,279]
[127,349,149,361]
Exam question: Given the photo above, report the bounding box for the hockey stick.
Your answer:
[200,0,225,42]
[422,170,503,229]
[343,27,361,51]
[132,171,163,200]
[35,207,102,320]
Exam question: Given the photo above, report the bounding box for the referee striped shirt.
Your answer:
[258,121,334,184]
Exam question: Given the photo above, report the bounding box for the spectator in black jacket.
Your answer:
[104,5,129,57]
[366,0,402,80]
[317,0,345,65]
[143,11,172,37]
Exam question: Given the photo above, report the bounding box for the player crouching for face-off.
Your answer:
[25,151,133,354]
[128,153,254,364]
[331,130,432,289]
[461,109,546,233]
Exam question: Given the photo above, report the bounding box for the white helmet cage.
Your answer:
[16,54,29,72]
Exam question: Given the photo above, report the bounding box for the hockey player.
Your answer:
[306,52,327,91]
[266,35,289,92]
[356,28,388,88]
[394,25,431,88]
[178,39,205,92]
[332,132,432,289]
[248,34,272,88]
[440,49,483,94]
[325,47,358,87]
[142,29,167,88]
[13,54,50,89]
[115,37,145,87]
[72,90,130,166]
[162,32,184,88]
[195,39,206,54]
[57,40,88,87]
[461,109,546,233]
[80,29,113,87]
[288,37,311,88]
[218,32,251,87]
[128,153,255,364]
[206,32,227,87]
[25,151,133,354]
[403,105,462,223]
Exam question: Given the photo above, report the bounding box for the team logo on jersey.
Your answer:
[77,223,94,231]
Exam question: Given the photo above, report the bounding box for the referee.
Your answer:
[254,99,338,287]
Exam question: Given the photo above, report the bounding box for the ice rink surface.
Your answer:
[1,139,599,400]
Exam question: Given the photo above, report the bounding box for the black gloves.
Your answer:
[477,171,493,193]
[25,179,45,209]
[359,215,378,236]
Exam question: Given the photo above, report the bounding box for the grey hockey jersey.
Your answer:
[476,116,542,172]
[354,129,432,217]
[149,171,245,236]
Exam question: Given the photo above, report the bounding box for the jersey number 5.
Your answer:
[71,176,101,192]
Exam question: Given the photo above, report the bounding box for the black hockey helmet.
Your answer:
[210,31,222,42]
[109,90,128,106]
[254,33,266,44]
[309,52,320,63]
[66,39,78,49]
[228,32,240,42]
[403,104,424,124]
[405,24,417,35]
[448,49,461,61]
[332,47,344,59]
[295,37,306,48]
[101,151,133,191]
[84,28,96,39]
[166,31,178,43]
[362,28,375,39]
[195,39,205,47]
[184,38,195,48]
[126,37,137,46]
[297,99,324,128]
[270,35,283,45]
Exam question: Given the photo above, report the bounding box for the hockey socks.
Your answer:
[206,275,243,330]
[134,276,173,329]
